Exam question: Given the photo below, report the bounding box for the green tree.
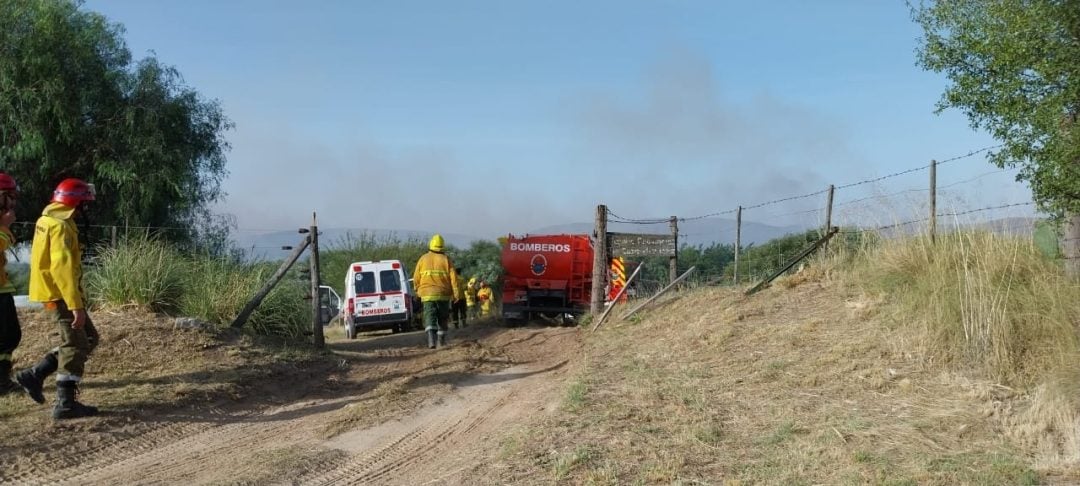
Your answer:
[0,0,231,246]
[913,0,1080,274]
[450,240,504,287]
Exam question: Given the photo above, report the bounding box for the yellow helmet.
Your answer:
[429,233,445,252]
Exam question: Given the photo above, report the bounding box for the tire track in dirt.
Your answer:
[4,406,246,485]
[6,326,580,485]
[298,328,579,486]
[21,335,422,484]
[57,395,362,484]
[305,391,515,485]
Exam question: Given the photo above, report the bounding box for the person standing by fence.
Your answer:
[0,173,21,395]
[15,178,99,419]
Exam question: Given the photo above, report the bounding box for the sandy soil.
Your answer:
[1,322,582,485]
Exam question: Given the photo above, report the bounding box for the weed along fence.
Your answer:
[229,212,329,348]
[590,144,1062,303]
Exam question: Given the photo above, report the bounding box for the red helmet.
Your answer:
[52,178,96,207]
[0,173,16,192]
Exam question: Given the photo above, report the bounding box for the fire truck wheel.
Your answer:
[345,323,356,340]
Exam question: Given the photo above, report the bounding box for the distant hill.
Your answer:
[232,228,485,261]
[531,218,809,247]
[230,217,1047,261]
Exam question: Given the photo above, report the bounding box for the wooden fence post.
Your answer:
[310,212,324,348]
[1064,213,1080,278]
[669,216,678,284]
[734,206,742,284]
[824,184,835,251]
[590,205,608,316]
[930,159,937,244]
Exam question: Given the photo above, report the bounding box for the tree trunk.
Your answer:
[1065,211,1080,279]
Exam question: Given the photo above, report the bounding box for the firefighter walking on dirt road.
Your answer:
[0,173,22,395]
[413,234,461,349]
[15,178,99,419]
[451,268,467,329]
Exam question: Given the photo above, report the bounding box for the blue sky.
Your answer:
[87,0,1034,239]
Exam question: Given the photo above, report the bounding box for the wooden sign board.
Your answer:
[608,232,675,257]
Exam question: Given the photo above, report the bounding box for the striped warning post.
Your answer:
[608,257,627,302]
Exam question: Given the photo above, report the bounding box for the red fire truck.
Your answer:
[500,234,593,323]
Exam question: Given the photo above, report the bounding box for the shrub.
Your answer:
[179,256,308,337]
[87,236,309,337]
[86,236,187,312]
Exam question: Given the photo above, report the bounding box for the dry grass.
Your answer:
[844,231,1080,473]
[474,232,1069,484]
[848,231,1080,384]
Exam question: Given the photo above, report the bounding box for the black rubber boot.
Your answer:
[0,360,18,395]
[53,380,98,420]
[438,332,447,348]
[15,352,58,404]
[426,330,437,349]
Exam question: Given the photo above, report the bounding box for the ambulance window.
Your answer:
[379,270,402,292]
[353,272,376,294]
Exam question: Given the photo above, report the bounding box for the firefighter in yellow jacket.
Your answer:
[15,179,98,419]
[0,173,21,395]
[476,281,494,317]
[451,268,467,329]
[465,277,479,319]
[412,234,460,349]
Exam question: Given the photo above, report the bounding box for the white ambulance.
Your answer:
[343,260,415,338]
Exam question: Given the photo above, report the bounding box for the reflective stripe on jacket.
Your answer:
[0,227,14,294]
[412,251,460,302]
[28,202,84,309]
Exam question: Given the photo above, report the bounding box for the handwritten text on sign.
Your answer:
[608,233,676,257]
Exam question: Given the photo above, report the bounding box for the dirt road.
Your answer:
[2,324,581,485]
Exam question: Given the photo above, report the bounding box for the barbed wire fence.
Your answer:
[600,144,1056,290]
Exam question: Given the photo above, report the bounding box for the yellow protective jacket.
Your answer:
[29,203,85,309]
[477,287,493,306]
[465,280,477,307]
[452,272,466,301]
[0,226,15,294]
[412,251,460,302]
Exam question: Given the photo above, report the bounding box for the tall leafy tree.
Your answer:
[0,0,231,245]
[913,0,1080,275]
